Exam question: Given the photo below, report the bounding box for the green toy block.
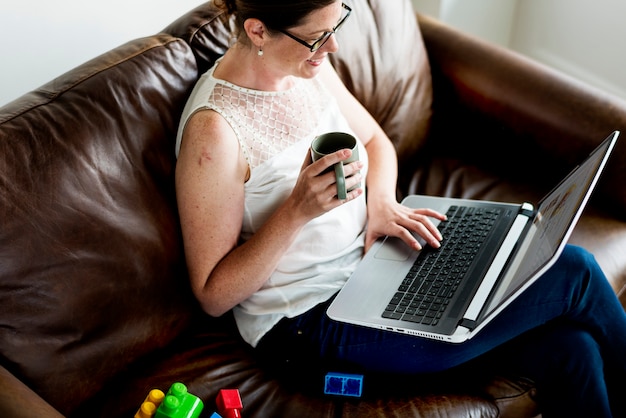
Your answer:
[155,382,204,418]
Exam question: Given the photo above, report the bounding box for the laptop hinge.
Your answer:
[519,202,535,218]
[459,318,478,330]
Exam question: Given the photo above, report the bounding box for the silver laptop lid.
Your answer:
[481,131,619,319]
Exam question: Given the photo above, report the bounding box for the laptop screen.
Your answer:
[483,132,617,317]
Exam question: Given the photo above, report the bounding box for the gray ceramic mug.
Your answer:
[311,132,360,200]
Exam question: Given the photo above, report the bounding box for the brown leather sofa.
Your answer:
[1,1,625,417]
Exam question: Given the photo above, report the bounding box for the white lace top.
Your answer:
[176,60,368,347]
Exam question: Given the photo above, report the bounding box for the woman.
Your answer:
[174,1,626,416]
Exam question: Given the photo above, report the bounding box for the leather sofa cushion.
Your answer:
[0,34,198,414]
[164,0,433,162]
[330,0,433,160]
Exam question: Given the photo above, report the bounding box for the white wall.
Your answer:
[439,0,517,47]
[0,0,203,107]
[412,0,626,101]
[510,0,626,100]
[411,0,441,20]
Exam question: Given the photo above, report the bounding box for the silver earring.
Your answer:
[257,48,264,56]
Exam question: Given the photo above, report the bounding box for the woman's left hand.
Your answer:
[364,198,447,253]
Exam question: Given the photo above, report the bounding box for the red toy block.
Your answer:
[216,389,243,418]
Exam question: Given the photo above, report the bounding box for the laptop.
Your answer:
[327,131,619,343]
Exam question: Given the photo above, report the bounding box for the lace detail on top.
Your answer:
[208,76,330,170]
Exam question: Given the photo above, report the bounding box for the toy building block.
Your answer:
[136,402,157,418]
[216,389,243,418]
[324,372,364,397]
[155,382,204,418]
[209,413,223,418]
[135,389,165,418]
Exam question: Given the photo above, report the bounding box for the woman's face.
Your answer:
[266,1,344,79]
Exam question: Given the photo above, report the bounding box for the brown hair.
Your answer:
[215,0,338,35]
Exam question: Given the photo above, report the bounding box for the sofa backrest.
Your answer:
[0,34,198,414]
[163,0,434,162]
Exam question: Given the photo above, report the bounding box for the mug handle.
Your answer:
[334,162,347,200]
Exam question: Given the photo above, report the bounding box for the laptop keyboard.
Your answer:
[382,205,503,326]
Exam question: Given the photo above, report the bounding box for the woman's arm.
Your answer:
[319,61,445,252]
[175,109,362,316]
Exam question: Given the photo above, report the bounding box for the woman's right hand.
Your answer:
[287,148,364,221]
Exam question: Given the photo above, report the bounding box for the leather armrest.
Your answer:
[0,365,64,418]
[416,13,626,214]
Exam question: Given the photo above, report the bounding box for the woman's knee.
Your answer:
[558,245,607,288]
[560,245,597,270]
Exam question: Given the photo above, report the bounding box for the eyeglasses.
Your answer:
[279,3,352,52]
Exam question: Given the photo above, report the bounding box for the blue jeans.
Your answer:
[256,245,626,417]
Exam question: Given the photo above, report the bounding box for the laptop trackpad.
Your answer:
[374,236,413,261]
